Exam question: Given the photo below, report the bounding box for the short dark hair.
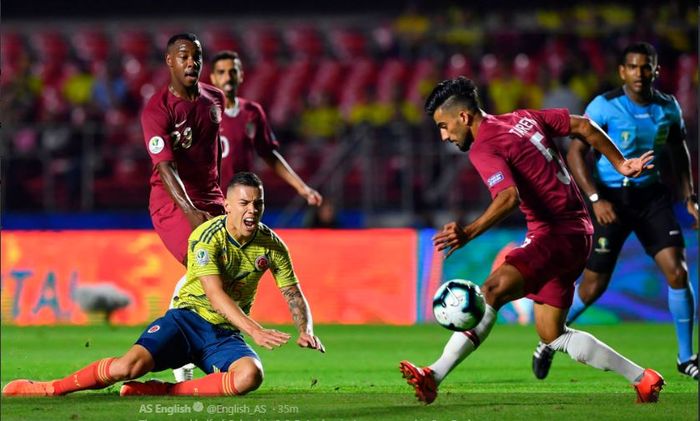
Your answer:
[424,76,481,116]
[166,33,200,50]
[621,42,657,65]
[227,171,263,191]
[211,50,240,67]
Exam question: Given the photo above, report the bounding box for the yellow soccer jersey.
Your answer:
[173,215,298,330]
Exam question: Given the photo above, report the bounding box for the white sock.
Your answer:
[548,328,644,383]
[170,274,192,382]
[169,274,187,309]
[429,304,497,383]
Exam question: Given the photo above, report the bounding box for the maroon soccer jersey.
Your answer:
[469,108,593,235]
[141,83,226,211]
[219,97,279,190]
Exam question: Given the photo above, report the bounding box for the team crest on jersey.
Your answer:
[594,237,610,253]
[147,325,160,333]
[245,122,256,138]
[254,255,269,271]
[148,136,165,154]
[487,172,504,187]
[196,248,210,266]
[210,105,222,124]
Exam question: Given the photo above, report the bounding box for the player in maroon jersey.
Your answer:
[209,51,322,206]
[141,33,227,382]
[141,33,226,265]
[399,77,663,404]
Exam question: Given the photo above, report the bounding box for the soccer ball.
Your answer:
[432,279,485,331]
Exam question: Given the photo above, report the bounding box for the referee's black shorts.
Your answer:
[587,183,685,273]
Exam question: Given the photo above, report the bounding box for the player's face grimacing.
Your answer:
[210,58,244,99]
[225,184,265,243]
[619,52,657,96]
[433,106,473,152]
[167,40,203,89]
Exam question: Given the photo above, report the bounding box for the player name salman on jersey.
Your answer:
[173,215,298,330]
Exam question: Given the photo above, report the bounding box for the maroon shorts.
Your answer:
[150,201,225,264]
[505,231,592,309]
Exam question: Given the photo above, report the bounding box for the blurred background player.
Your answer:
[141,33,226,382]
[399,77,662,405]
[209,50,323,206]
[532,42,699,381]
[2,172,325,398]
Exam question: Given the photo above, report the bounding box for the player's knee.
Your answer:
[579,273,609,304]
[665,265,688,289]
[234,365,263,395]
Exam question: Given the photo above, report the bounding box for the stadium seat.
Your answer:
[71,28,111,65]
[200,28,241,57]
[328,28,368,60]
[241,26,282,63]
[284,25,324,59]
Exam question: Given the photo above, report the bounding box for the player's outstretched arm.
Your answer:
[569,115,654,178]
[263,150,323,206]
[279,284,325,353]
[199,274,291,349]
[156,161,213,229]
[567,138,618,225]
[433,186,520,258]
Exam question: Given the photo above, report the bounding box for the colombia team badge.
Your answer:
[254,255,269,271]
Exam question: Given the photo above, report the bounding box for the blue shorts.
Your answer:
[135,308,259,373]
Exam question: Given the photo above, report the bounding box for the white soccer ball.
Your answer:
[432,279,485,331]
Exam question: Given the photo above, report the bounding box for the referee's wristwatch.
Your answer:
[588,193,600,203]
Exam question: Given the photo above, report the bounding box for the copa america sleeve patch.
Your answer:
[148,136,165,154]
[487,171,504,187]
[195,248,210,266]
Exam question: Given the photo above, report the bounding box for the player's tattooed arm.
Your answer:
[280,284,312,332]
[280,284,325,353]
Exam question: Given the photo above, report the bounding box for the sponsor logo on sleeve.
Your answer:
[196,248,210,266]
[148,136,165,154]
[147,325,160,333]
[487,172,504,187]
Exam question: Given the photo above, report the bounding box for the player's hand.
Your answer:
[250,328,291,350]
[297,332,325,353]
[185,209,214,230]
[432,221,469,258]
[618,150,654,178]
[302,187,323,207]
[592,199,617,225]
[686,198,699,230]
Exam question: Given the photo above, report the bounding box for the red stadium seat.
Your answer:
[200,28,241,57]
[71,28,111,64]
[284,25,324,59]
[241,27,282,63]
[444,53,473,80]
[115,31,153,63]
[328,28,368,60]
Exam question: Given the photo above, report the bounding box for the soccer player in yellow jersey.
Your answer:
[3,172,325,397]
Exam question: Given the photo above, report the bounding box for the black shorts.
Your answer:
[587,183,685,273]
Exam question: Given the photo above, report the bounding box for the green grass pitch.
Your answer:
[1,323,697,420]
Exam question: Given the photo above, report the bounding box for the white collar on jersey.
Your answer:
[225,97,241,117]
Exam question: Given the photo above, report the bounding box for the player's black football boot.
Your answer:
[532,341,555,380]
